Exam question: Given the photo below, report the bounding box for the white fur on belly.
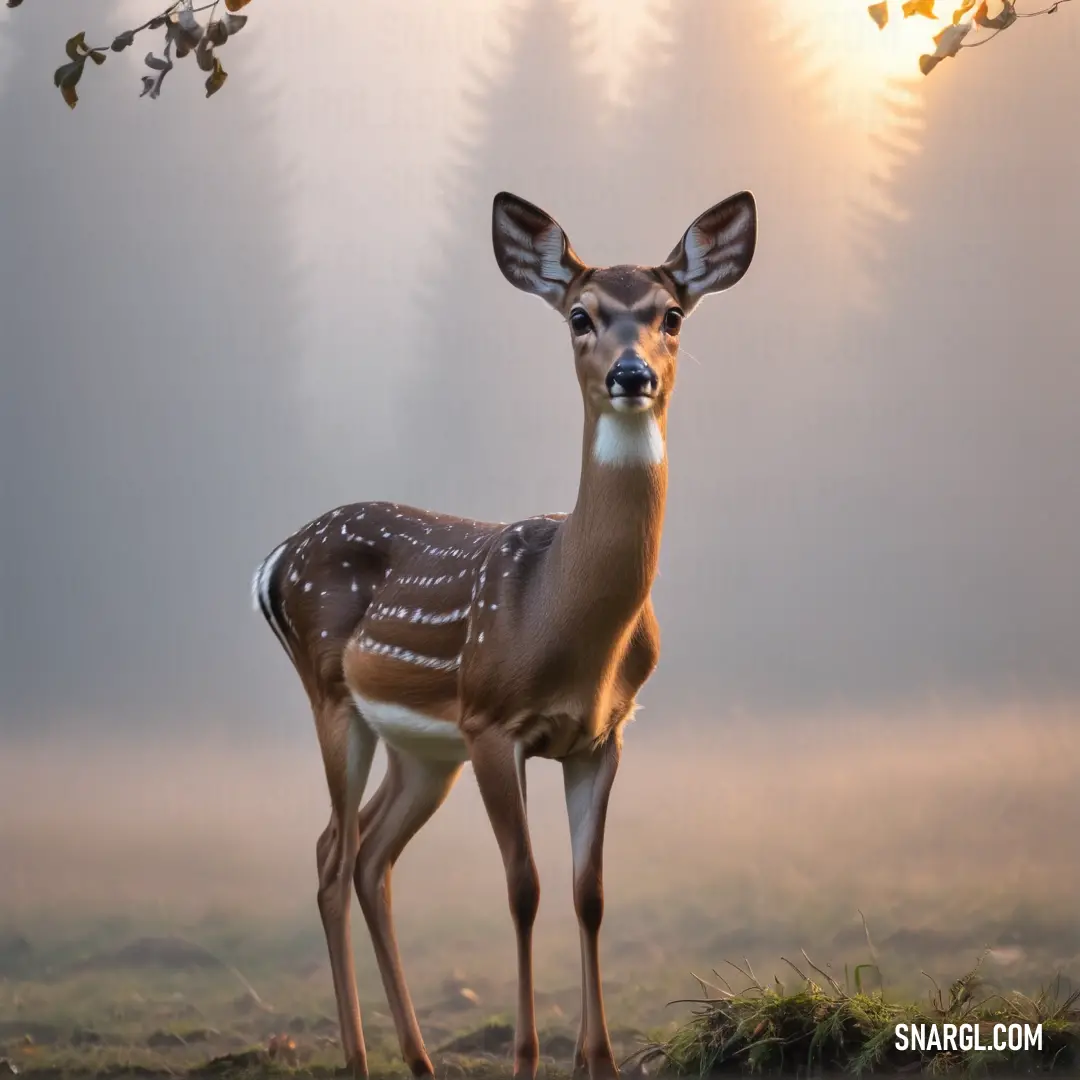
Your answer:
[351,694,469,763]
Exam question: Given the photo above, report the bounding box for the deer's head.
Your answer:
[492,191,757,423]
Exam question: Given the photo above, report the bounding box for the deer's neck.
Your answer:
[544,408,668,631]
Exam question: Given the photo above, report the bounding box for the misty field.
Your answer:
[2,705,1078,1075]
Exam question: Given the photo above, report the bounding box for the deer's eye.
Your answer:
[663,308,684,336]
[569,309,594,337]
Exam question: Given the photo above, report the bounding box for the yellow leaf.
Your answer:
[53,58,82,88]
[867,2,889,29]
[974,0,1017,28]
[224,0,252,10]
[65,31,88,61]
[902,0,937,17]
[952,0,976,22]
[205,56,228,97]
[55,59,83,106]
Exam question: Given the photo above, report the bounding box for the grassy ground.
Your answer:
[2,923,1078,1078]
[0,922,649,1079]
[3,715,1079,1075]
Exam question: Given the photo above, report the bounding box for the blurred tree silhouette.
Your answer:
[5,0,1072,109]
[1,0,308,732]
[598,0,874,709]
[812,17,1080,703]
[405,0,607,520]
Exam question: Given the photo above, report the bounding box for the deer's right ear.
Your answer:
[492,192,586,311]
[662,191,757,314]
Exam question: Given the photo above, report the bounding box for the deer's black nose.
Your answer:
[606,354,658,397]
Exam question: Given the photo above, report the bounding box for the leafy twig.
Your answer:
[867,0,1072,74]
[11,0,252,107]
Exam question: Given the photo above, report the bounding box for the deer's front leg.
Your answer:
[563,734,621,1080]
[466,726,540,1080]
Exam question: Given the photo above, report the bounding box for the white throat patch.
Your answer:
[592,413,665,468]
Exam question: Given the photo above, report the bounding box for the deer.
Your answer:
[252,190,757,1080]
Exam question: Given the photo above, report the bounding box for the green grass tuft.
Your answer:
[630,952,1080,1076]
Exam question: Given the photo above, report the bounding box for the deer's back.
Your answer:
[256,501,505,696]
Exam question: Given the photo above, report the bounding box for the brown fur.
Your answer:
[253,190,757,1080]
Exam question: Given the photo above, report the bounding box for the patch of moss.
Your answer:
[630,953,1080,1076]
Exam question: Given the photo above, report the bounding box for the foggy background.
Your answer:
[2,0,1078,1007]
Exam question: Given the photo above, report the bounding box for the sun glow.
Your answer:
[769,0,975,242]
[773,0,947,120]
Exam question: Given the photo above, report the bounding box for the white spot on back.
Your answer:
[357,634,460,672]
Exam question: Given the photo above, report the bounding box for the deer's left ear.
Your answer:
[661,191,757,314]
[492,192,586,311]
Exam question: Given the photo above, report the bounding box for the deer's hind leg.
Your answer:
[352,743,464,1079]
[313,692,378,1077]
